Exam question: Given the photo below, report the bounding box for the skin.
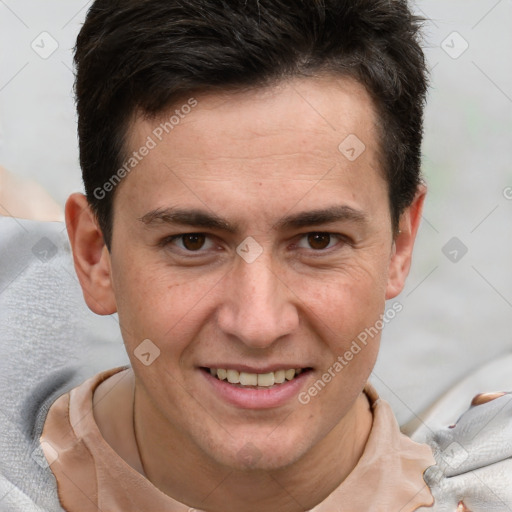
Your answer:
[66,75,425,512]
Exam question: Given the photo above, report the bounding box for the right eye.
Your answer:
[162,233,215,252]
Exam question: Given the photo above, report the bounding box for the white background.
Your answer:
[0,0,511,426]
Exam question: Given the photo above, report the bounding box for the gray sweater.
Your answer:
[0,217,127,511]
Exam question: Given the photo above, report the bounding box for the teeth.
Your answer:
[274,370,285,384]
[240,372,258,386]
[257,372,274,387]
[285,369,296,381]
[227,369,240,384]
[209,367,305,387]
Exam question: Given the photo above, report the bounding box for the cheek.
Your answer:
[110,255,219,353]
[303,263,388,330]
[296,259,387,375]
[302,275,384,406]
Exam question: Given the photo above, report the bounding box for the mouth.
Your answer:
[200,366,313,389]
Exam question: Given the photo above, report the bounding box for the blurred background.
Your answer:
[0,0,511,426]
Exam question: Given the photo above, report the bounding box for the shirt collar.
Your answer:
[41,367,435,512]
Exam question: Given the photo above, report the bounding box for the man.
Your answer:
[2,1,512,511]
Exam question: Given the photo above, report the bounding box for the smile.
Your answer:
[200,366,314,409]
[205,367,312,388]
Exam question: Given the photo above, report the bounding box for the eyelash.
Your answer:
[161,233,217,253]
[160,232,350,255]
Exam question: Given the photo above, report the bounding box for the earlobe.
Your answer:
[65,193,117,315]
[385,185,427,300]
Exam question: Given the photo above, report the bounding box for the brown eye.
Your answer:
[307,233,332,250]
[182,233,206,251]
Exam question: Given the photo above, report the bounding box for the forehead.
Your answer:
[118,76,386,221]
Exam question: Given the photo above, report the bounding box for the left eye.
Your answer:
[296,232,342,251]
[166,233,215,252]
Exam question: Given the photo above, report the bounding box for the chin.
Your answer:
[211,431,311,473]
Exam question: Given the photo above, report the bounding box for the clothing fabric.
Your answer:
[40,366,436,512]
[0,217,128,512]
[416,391,512,511]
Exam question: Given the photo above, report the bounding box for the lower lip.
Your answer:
[200,368,313,410]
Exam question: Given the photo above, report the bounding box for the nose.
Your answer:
[216,254,299,349]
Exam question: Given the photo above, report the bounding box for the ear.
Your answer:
[385,185,427,299]
[65,193,117,315]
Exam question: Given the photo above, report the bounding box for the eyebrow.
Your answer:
[139,205,368,232]
[139,208,237,233]
[273,205,368,231]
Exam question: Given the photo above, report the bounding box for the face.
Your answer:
[69,75,423,472]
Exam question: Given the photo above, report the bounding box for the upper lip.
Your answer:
[201,364,312,373]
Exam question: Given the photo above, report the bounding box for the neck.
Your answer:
[133,385,373,512]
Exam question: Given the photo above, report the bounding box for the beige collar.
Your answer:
[41,366,435,512]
